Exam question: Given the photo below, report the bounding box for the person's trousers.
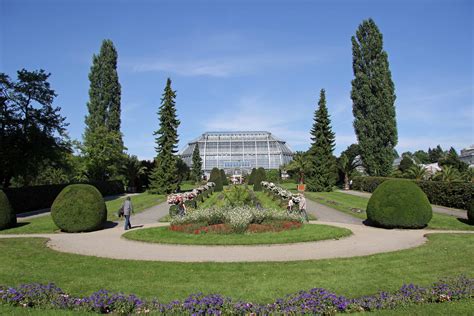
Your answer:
[124,215,132,230]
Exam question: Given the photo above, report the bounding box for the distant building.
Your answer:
[460,144,474,168]
[180,131,293,176]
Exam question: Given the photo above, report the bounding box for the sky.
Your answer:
[1,0,473,160]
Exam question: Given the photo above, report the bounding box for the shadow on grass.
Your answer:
[362,219,429,230]
[457,218,473,226]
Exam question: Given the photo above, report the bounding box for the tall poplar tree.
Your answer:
[83,39,124,180]
[191,144,202,183]
[351,19,397,176]
[149,78,180,194]
[306,89,336,192]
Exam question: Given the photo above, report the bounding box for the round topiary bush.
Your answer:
[366,179,432,229]
[468,200,474,225]
[51,184,107,233]
[0,190,16,230]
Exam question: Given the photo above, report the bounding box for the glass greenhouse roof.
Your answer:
[180,131,293,174]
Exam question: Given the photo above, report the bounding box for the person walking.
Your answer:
[299,194,308,222]
[123,196,134,230]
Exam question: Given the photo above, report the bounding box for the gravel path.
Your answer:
[338,190,467,219]
[2,200,472,262]
[306,198,363,225]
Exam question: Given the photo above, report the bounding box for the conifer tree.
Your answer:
[306,89,336,192]
[209,167,223,192]
[190,144,202,183]
[83,39,124,180]
[248,168,257,185]
[220,169,228,185]
[351,19,397,176]
[149,78,180,194]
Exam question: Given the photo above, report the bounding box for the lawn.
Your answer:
[0,193,164,235]
[122,223,351,245]
[305,191,474,231]
[0,234,472,303]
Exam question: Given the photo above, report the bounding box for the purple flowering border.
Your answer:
[0,275,472,314]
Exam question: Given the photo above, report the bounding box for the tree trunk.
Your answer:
[344,173,350,190]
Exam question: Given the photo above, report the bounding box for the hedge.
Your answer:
[366,179,432,229]
[51,184,107,233]
[352,176,472,210]
[3,181,124,214]
[0,190,16,230]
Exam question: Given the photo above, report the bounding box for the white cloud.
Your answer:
[125,52,324,78]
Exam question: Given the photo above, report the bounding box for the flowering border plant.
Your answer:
[1,276,471,315]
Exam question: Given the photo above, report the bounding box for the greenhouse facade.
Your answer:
[180,131,293,175]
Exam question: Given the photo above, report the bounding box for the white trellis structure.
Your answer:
[180,131,293,175]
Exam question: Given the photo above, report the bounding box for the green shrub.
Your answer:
[169,205,179,217]
[220,169,229,185]
[51,184,107,233]
[209,168,223,192]
[248,168,257,185]
[366,179,432,229]
[184,200,197,210]
[468,200,473,224]
[352,176,472,211]
[3,180,124,214]
[0,190,16,230]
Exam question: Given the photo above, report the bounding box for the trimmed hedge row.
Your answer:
[352,177,473,210]
[3,181,124,214]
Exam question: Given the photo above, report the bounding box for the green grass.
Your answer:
[306,191,474,231]
[0,193,164,235]
[180,182,197,191]
[0,234,472,303]
[122,223,351,245]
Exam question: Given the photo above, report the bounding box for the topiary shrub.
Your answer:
[366,179,432,229]
[209,168,223,192]
[51,184,107,233]
[0,190,16,230]
[468,200,474,225]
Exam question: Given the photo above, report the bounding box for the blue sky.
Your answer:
[1,0,473,160]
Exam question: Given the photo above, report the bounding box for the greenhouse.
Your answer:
[180,131,293,175]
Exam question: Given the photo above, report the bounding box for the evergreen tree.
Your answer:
[398,156,414,173]
[83,39,124,180]
[190,144,202,183]
[428,145,445,163]
[306,89,337,192]
[351,19,397,176]
[220,169,228,185]
[439,147,468,172]
[209,167,223,192]
[149,78,180,194]
[253,167,266,191]
[248,168,257,185]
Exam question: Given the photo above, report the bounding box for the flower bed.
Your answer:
[167,182,215,216]
[170,206,302,234]
[1,276,471,315]
[170,219,302,235]
[261,181,300,208]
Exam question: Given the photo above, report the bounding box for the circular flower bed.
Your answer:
[170,206,303,234]
[170,219,302,235]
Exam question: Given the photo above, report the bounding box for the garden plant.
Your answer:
[51,184,107,233]
[366,179,432,228]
